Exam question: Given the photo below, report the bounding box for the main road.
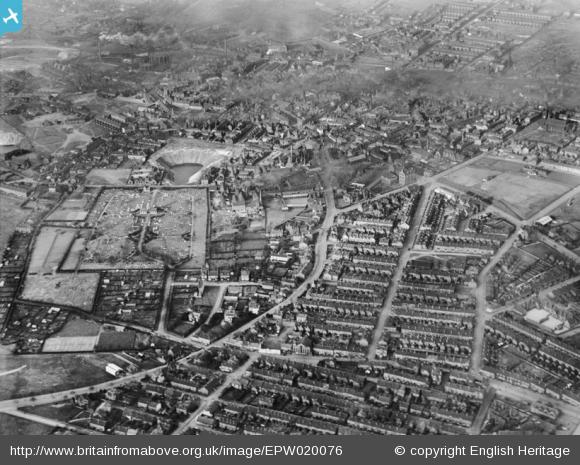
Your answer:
[172,353,259,435]
[367,183,434,359]
[470,229,520,375]
[0,365,166,411]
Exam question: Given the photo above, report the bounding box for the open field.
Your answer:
[260,167,321,192]
[59,129,93,154]
[441,157,578,220]
[94,328,153,352]
[0,413,55,435]
[86,168,132,185]
[27,227,76,274]
[22,125,68,155]
[21,273,100,312]
[21,112,70,128]
[264,197,307,230]
[0,353,120,401]
[19,116,94,155]
[42,318,101,353]
[46,195,92,222]
[515,121,574,147]
[0,42,79,74]
[520,241,563,261]
[0,194,30,252]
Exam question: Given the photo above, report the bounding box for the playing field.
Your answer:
[441,157,578,220]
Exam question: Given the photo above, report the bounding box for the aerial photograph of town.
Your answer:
[1,0,580,437]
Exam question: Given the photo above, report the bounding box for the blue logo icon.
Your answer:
[0,1,22,37]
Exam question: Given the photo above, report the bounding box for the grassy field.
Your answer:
[21,272,100,311]
[0,413,54,435]
[28,227,76,274]
[0,353,119,401]
[22,125,68,155]
[0,194,30,252]
[46,195,91,222]
[441,157,577,220]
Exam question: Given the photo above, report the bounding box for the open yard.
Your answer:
[441,157,578,220]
